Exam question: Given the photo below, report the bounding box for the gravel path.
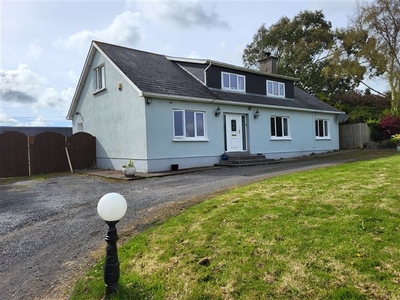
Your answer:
[0,150,394,299]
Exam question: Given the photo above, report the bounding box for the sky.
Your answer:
[1,0,375,127]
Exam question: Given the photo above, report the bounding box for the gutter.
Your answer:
[142,92,343,115]
[204,61,212,86]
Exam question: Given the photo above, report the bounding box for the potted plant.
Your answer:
[122,160,136,177]
[390,134,400,151]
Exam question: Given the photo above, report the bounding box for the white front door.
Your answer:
[226,114,244,152]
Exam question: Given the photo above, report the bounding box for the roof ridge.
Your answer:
[93,40,165,58]
[94,41,298,82]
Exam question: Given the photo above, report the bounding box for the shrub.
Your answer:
[372,115,400,141]
[333,92,391,124]
[366,119,380,139]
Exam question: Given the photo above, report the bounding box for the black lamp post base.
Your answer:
[104,221,120,298]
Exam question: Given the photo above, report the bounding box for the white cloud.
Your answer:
[60,87,75,111]
[28,116,47,127]
[0,64,70,110]
[220,40,227,50]
[0,109,18,125]
[27,41,43,59]
[68,70,78,83]
[133,0,229,29]
[187,51,201,59]
[55,11,142,52]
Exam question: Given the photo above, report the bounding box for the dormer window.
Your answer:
[267,80,285,98]
[222,72,245,92]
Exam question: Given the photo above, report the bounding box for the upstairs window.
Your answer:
[173,110,206,140]
[222,72,245,92]
[270,116,290,138]
[267,80,285,98]
[94,65,105,91]
[315,119,329,138]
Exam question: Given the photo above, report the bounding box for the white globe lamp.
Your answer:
[97,192,127,297]
[97,192,127,221]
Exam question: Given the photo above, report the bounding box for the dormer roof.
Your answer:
[67,41,341,120]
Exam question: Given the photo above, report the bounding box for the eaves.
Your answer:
[142,91,343,115]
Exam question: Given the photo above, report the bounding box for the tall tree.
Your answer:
[332,91,391,123]
[348,0,400,114]
[243,10,365,100]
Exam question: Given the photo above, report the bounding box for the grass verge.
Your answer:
[70,154,400,299]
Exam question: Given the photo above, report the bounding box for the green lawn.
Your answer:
[71,154,400,299]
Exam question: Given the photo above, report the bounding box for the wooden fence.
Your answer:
[339,123,371,149]
[0,131,96,178]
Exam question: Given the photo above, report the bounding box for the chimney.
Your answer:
[258,51,278,74]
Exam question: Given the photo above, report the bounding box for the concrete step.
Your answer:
[228,154,265,160]
[215,153,273,167]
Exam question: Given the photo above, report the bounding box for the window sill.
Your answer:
[270,137,292,141]
[221,87,246,93]
[315,137,331,140]
[267,94,285,99]
[173,138,209,142]
[93,88,107,95]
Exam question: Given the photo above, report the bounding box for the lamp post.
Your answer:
[97,192,127,298]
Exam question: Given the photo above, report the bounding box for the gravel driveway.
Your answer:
[0,150,395,299]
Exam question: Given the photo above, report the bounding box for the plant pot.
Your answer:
[123,166,136,178]
[397,145,400,152]
[171,164,179,171]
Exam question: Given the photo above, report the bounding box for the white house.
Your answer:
[67,41,344,173]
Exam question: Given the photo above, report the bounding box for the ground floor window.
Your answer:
[173,110,206,140]
[315,119,329,138]
[270,116,290,138]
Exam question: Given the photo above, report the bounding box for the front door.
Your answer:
[226,114,245,152]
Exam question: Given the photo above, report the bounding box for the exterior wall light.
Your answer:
[97,192,128,297]
[254,109,260,119]
[146,98,152,105]
[215,106,221,117]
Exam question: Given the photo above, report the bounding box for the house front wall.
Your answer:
[71,50,148,171]
[249,109,339,159]
[144,99,225,172]
[144,97,339,172]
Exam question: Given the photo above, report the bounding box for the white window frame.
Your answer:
[173,109,207,141]
[315,119,330,139]
[267,80,285,98]
[270,116,291,139]
[221,72,246,92]
[94,65,105,92]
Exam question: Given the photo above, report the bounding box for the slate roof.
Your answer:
[0,127,72,137]
[96,42,216,99]
[94,41,341,114]
[209,87,340,112]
